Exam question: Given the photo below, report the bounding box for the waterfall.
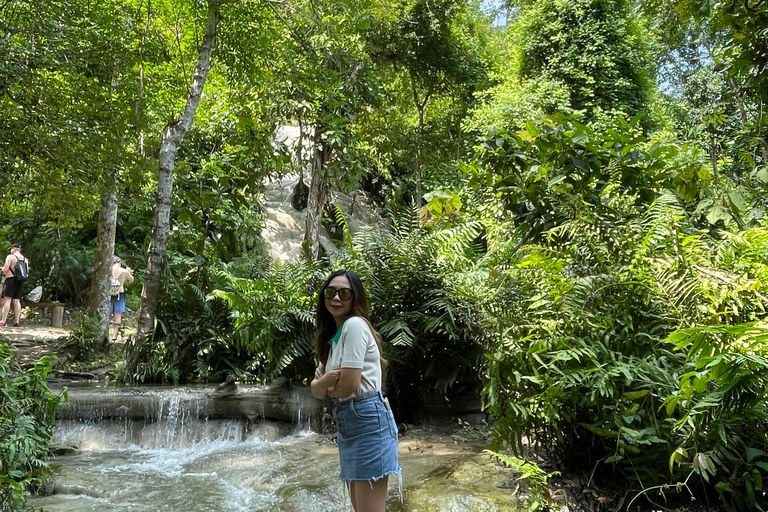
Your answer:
[262,125,385,263]
[51,385,320,451]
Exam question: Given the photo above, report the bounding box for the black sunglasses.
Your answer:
[323,287,353,301]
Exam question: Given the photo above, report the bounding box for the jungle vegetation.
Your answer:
[2,0,768,509]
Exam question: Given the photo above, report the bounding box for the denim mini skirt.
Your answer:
[332,391,401,483]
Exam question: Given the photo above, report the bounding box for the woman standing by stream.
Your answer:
[311,269,401,512]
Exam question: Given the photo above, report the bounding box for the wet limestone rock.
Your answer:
[402,456,521,511]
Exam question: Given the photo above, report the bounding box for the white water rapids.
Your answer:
[35,423,347,511]
[30,386,520,511]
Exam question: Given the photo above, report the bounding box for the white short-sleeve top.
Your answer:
[326,316,381,400]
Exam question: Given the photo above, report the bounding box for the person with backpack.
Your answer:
[110,256,134,341]
[0,243,29,327]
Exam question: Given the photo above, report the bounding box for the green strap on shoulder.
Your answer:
[329,323,344,345]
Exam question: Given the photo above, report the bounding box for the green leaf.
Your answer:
[623,389,650,400]
[547,174,567,188]
[727,187,748,212]
[747,448,767,464]
[526,120,539,137]
[706,205,730,225]
[665,396,679,416]
[753,167,768,184]
[670,446,688,475]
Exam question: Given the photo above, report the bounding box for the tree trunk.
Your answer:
[301,61,363,259]
[135,0,151,158]
[762,140,768,164]
[726,77,748,129]
[411,77,430,209]
[87,165,119,345]
[710,131,719,190]
[47,226,62,285]
[415,106,424,210]
[131,0,222,367]
[303,128,328,261]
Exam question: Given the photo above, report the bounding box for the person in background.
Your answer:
[0,243,27,327]
[110,256,134,341]
[311,269,400,512]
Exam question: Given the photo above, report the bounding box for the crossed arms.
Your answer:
[311,364,362,400]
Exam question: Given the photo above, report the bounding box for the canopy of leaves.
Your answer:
[471,0,656,130]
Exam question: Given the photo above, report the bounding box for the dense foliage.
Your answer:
[473,116,768,509]
[334,214,490,421]
[0,344,64,511]
[213,261,320,383]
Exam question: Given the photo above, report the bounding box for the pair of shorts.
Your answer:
[110,293,126,315]
[2,277,23,300]
[332,391,401,483]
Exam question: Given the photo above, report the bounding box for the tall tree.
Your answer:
[82,1,155,342]
[375,0,489,207]
[266,0,380,260]
[88,166,119,344]
[672,0,768,110]
[656,0,768,159]
[1,0,148,326]
[472,0,656,130]
[131,0,222,360]
[641,0,767,227]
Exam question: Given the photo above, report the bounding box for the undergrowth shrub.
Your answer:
[483,191,768,509]
[485,191,681,463]
[213,261,321,383]
[62,311,104,361]
[335,209,492,421]
[129,282,232,385]
[470,114,768,510]
[0,344,64,511]
[664,322,768,511]
[485,450,560,512]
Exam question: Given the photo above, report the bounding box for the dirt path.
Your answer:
[2,324,71,367]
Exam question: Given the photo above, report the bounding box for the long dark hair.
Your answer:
[314,270,387,375]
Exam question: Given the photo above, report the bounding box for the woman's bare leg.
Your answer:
[350,477,388,512]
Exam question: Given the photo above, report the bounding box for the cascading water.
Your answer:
[31,385,521,511]
[32,385,350,511]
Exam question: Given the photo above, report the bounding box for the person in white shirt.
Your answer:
[311,270,401,512]
[110,256,134,340]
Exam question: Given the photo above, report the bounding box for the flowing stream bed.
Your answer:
[29,386,520,512]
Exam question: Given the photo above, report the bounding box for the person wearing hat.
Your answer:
[110,256,135,340]
[0,243,28,327]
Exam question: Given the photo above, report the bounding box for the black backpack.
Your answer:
[14,256,29,283]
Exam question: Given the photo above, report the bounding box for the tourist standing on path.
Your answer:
[0,243,27,327]
[110,256,134,341]
[311,269,401,512]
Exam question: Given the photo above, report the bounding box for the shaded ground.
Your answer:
[2,322,71,367]
[2,306,128,378]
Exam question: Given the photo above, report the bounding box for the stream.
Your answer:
[29,385,520,512]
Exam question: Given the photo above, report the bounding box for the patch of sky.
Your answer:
[657,45,714,98]
[479,0,510,27]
